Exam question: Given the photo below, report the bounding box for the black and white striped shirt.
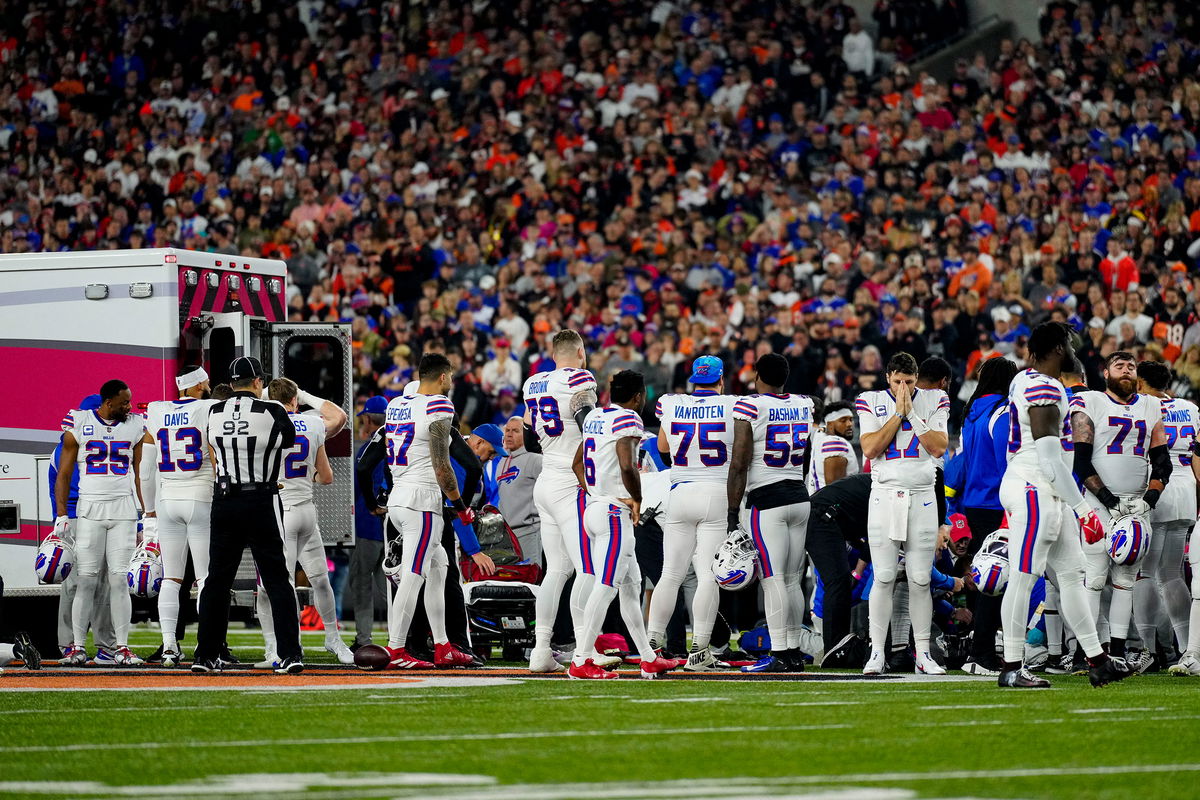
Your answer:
[206,392,296,487]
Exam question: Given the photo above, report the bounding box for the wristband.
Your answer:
[451,497,467,513]
[1144,488,1161,509]
[1094,487,1119,510]
[727,509,741,531]
[908,415,930,436]
[1071,501,1093,520]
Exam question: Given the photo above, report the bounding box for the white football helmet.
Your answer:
[1105,514,1150,566]
[35,536,74,584]
[970,529,1010,596]
[127,542,164,598]
[712,529,759,591]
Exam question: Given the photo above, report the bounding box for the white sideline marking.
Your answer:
[776,701,864,707]
[0,677,521,693]
[0,724,853,754]
[1070,706,1166,714]
[920,704,1015,711]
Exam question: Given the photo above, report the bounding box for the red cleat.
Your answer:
[433,643,476,668]
[385,647,434,670]
[567,659,618,680]
[640,656,682,679]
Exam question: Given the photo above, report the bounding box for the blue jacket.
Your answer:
[48,438,80,519]
[448,459,482,556]
[354,439,386,542]
[948,393,1010,511]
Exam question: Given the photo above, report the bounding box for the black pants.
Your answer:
[806,507,854,653]
[409,512,469,651]
[197,492,301,662]
[963,506,1005,661]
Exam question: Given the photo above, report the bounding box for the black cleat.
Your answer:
[190,658,225,674]
[998,667,1051,688]
[13,631,41,671]
[1089,656,1132,687]
[218,642,240,664]
[143,645,165,664]
[781,649,806,672]
[274,656,304,675]
[820,633,869,669]
[887,647,915,673]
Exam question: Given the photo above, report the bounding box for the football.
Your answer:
[354,644,390,671]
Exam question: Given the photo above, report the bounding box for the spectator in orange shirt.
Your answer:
[947,246,992,299]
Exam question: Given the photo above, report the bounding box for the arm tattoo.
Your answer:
[1071,411,1094,443]
[428,420,459,498]
[570,388,598,430]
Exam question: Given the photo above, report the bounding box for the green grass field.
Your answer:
[1,626,1198,800]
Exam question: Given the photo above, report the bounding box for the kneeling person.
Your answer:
[570,371,678,679]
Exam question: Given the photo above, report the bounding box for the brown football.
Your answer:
[354,644,391,671]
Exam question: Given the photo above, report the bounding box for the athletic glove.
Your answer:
[53,515,72,541]
[1143,489,1161,509]
[1093,486,1120,510]
[1079,509,1106,545]
[1118,497,1151,518]
[727,509,741,532]
[140,516,158,544]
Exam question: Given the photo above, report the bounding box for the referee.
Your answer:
[192,356,302,674]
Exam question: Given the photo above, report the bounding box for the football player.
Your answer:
[56,380,148,666]
[358,354,479,669]
[856,353,948,675]
[141,366,215,667]
[728,353,816,673]
[645,355,738,671]
[1135,362,1197,659]
[569,370,679,679]
[521,330,600,673]
[807,401,858,495]
[255,378,354,667]
[998,322,1129,688]
[1072,351,1169,669]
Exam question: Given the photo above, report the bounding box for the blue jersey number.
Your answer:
[284,435,310,478]
[763,423,809,467]
[582,437,597,487]
[526,396,565,438]
[670,422,727,467]
[385,422,416,466]
[1106,416,1147,456]
[884,419,921,460]
[84,441,132,475]
[1165,425,1196,466]
[157,427,204,472]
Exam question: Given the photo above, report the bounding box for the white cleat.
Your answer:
[683,647,718,672]
[254,653,281,670]
[592,653,623,669]
[863,649,887,675]
[325,639,355,665]
[1168,653,1200,677]
[113,647,144,666]
[915,651,946,675]
[161,649,184,668]
[528,647,565,673]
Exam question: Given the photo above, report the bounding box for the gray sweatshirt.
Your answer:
[489,446,543,532]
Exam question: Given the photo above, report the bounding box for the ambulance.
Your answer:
[0,249,353,643]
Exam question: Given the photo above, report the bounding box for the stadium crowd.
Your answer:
[4,0,1200,677]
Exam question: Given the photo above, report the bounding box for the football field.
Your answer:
[1,628,1197,800]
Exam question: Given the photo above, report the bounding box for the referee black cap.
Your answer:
[229,356,267,382]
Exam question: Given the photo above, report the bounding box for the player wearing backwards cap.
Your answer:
[56,379,149,666]
[728,353,816,673]
[856,352,948,676]
[646,354,739,671]
[255,377,354,667]
[806,401,859,495]
[569,370,680,679]
[1134,362,1198,672]
[140,366,216,667]
[1071,351,1168,672]
[521,330,602,673]
[358,354,479,669]
[998,322,1130,688]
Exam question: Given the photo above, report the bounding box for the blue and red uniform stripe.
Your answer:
[577,488,593,575]
[734,402,758,419]
[567,372,594,387]
[612,419,641,432]
[411,511,434,574]
[602,504,623,586]
[750,506,773,579]
[1018,484,1039,574]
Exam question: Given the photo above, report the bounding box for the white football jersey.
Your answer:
[1076,390,1162,496]
[145,399,215,502]
[522,367,598,474]
[656,389,737,484]
[384,393,456,513]
[855,388,948,489]
[807,430,860,494]
[279,410,328,507]
[1004,369,1073,492]
[581,405,644,499]
[68,410,146,500]
[730,393,815,492]
[1159,397,1199,473]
